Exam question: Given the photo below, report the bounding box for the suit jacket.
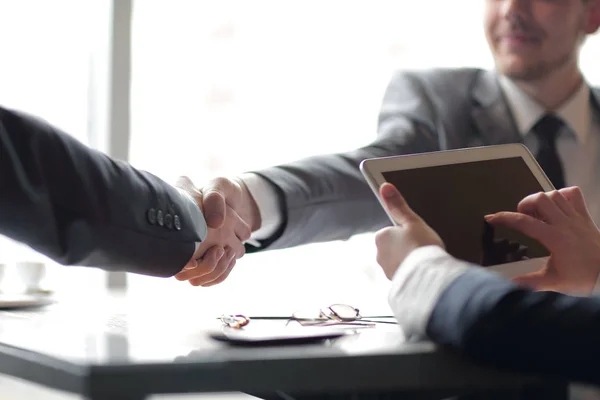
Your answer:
[428,269,600,386]
[0,107,206,277]
[251,68,600,251]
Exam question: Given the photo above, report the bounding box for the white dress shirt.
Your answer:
[500,77,600,225]
[243,77,600,242]
[239,172,283,240]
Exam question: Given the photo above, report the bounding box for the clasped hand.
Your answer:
[175,176,260,287]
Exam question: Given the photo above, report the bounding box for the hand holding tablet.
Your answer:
[361,144,553,277]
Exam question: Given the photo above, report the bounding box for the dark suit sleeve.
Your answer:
[247,69,480,252]
[0,107,206,277]
[427,270,600,386]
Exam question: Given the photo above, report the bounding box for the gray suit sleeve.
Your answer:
[252,70,465,250]
[0,107,206,277]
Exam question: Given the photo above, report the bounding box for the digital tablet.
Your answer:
[360,144,553,277]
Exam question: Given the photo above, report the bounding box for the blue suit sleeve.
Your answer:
[427,269,600,386]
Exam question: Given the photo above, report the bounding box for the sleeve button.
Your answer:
[157,210,164,226]
[147,208,157,225]
[165,213,173,230]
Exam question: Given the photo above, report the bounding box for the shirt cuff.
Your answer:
[176,188,201,252]
[239,173,283,241]
[388,245,472,339]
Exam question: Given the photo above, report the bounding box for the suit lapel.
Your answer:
[471,70,523,145]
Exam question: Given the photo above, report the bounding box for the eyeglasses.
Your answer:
[291,304,365,326]
[219,314,251,329]
[220,304,396,329]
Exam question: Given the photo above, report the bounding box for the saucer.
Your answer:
[24,288,54,296]
[0,293,55,309]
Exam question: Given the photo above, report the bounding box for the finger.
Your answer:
[189,248,235,286]
[517,191,566,223]
[231,237,246,259]
[559,186,592,218]
[379,183,420,225]
[181,258,198,271]
[174,246,224,281]
[202,190,227,229]
[375,227,396,262]
[202,178,241,229]
[203,259,237,287]
[202,177,242,229]
[547,190,576,217]
[485,212,555,248]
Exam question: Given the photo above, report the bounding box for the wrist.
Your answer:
[235,177,262,232]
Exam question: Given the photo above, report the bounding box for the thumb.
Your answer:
[201,177,242,229]
[176,176,223,229]
[202,190,226,229]
[379,183,420,225]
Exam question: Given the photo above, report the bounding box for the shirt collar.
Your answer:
[499,75,591,143]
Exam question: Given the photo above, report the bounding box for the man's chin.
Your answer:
[495,60,542,81]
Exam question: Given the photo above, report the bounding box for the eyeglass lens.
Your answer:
[326,304,360,321]
[221,315,250,328]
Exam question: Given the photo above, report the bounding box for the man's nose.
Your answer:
[500,0,530,20]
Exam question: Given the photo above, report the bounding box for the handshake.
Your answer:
[174,176,260,287]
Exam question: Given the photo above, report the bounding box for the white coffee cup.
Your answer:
[16,261,46,293]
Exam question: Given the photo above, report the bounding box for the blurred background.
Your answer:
[1,0,599,316]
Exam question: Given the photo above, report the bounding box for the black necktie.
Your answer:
[531,114,565,189]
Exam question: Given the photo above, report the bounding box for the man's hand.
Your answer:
[375,183,444,280]
[197,176,261,233]
[486,187,600,294]
[175,176,252,286]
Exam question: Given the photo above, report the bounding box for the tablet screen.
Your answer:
[382,156,550,265]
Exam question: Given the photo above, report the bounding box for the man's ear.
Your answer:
[584,0,600,34]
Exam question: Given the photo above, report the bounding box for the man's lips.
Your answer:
[497,32,541,48]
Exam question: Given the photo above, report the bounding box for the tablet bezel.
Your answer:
[359,144,553,277]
